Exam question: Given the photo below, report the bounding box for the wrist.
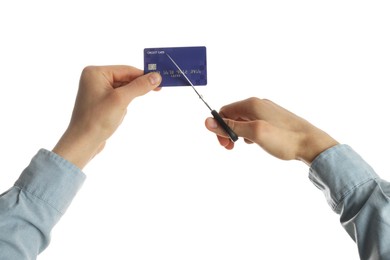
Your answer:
[297,128,339,166]
[52,128,105,169]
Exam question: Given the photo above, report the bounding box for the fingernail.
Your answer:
[149,73,161,85]
[207,117,218,129]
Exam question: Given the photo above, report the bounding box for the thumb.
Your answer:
[118,72,162,101]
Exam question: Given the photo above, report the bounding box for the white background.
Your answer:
[1,1,389,259]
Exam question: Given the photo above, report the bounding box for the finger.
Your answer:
[95,65,144,84]
[217,135,235,150]
[117,72,162,101]
[205,117,268,144]
[205,117,225,135]
[244,138,254,144]
[204,118,234,149]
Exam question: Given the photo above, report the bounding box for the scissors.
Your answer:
[166,53,238,142]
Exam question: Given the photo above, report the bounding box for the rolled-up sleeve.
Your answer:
[0,149,86,260]
[309,144,390,259]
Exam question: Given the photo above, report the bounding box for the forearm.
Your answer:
[0,149,85,259]
[309,144,390,259]
[52,127,104,170]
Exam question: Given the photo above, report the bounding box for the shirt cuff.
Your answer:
[308,144,379,213]
[14,149,86,215]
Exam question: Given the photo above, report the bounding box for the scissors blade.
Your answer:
[166,53,212,111]
[165,53,238,142]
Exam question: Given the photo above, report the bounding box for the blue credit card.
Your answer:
[144,46,207,87]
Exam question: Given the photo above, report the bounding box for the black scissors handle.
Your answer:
[211,110,238,142]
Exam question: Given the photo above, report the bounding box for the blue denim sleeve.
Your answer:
[0,149,86,260]
[309,144,390,260]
